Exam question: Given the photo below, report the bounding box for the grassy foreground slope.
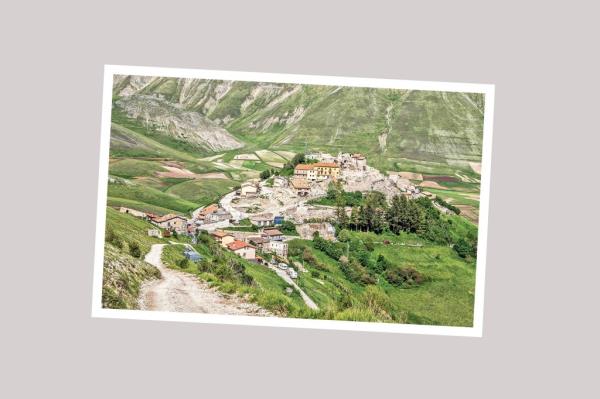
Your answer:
[102,208,192,309]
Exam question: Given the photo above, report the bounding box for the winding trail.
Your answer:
[138,244,270,316]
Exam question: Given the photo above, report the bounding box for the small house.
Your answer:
[211,230,235,247]
[119,207,147,219]
[248,236,269,250]
[197,203,219,220]
[250,213,274,227]
[151,214,188,233]
[262,228,284,241]
[206,208,232,223]
[265,240,288,258]
[227,240,256,260]
[290,178,311,197]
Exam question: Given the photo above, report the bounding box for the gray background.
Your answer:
[1,1,597,397]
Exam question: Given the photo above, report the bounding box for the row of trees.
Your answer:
[329,183,478,259]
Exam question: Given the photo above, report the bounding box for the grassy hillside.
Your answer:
[102,243,160,309]
[291,229,476,326]
[108,179,198,215]
[113,76,485,174]
[164,179,238,205]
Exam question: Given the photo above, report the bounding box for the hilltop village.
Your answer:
[117,151,439,278]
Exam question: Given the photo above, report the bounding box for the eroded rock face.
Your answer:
[115,95,244,152]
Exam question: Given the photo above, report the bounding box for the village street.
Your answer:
[138,244,271,316]
[268,265,319,310]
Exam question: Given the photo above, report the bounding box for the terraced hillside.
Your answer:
[112,75,485,172]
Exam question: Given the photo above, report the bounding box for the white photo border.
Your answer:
[92,65,495,337]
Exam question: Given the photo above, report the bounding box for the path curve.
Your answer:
[139,244,270,316]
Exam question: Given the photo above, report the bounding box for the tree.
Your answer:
[337,229,351,242]
[335,195,348,228]
[260,169,272,180]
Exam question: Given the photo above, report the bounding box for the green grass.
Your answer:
[109,123,199,161]
[241,160,270,171]
[105,207,164,255]
[287,229,476,326]
[108,179,198,215]
[161,239,311,317]
[164,179,237,206]
[107,197,185,216]
[109,159,165,178]
[111,108,211,158]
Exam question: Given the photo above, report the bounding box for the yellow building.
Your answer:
[313,162,340,180]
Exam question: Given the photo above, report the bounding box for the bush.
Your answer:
[313,236,343,260]
[177,258,189,269]
[105,228,123,249]
[128,241,142,258]
[384,266,423,287]
[363,237,375,252]
[340,258,375,285]
[453,238,473,259]
[337,229,351,242]
[373,254,391,274]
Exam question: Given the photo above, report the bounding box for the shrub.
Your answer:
[340,258,375,285]
[177,258,189,269]
[453,238,472,259]
[373,254,391,274]
[337,229,351,242]
[105,228,123,249]
[384,266,423,287]
[363,237,375,252]
[128,241,141,258]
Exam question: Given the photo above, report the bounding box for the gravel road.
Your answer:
[138,244,271,316]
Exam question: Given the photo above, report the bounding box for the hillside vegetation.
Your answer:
[112,75,485,172]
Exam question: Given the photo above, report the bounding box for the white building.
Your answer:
[265,240,288,258]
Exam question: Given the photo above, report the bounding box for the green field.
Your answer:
[108,179,198,215]
[164,179,237,206]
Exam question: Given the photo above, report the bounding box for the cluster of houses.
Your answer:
[289,152,368,197]
[210,226,289,263]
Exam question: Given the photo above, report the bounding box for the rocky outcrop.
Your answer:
[115,95,244,152]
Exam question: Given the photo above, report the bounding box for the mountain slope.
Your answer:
[113,75,485,170]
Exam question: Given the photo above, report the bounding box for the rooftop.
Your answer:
[263,229,283,236]
[153,214,186,223]
[313,162,339,168]
[295,164,314,170]
[290,178,310,189]
[211,230,232,238]
[227,240,253,251]
[199,204,219,215]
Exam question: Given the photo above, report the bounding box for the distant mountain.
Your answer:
[113,75,485,168]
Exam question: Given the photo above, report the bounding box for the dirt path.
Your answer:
[138,244,270,316]
[268,265,319,310]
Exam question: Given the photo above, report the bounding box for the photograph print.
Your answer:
[93,66,494,336]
